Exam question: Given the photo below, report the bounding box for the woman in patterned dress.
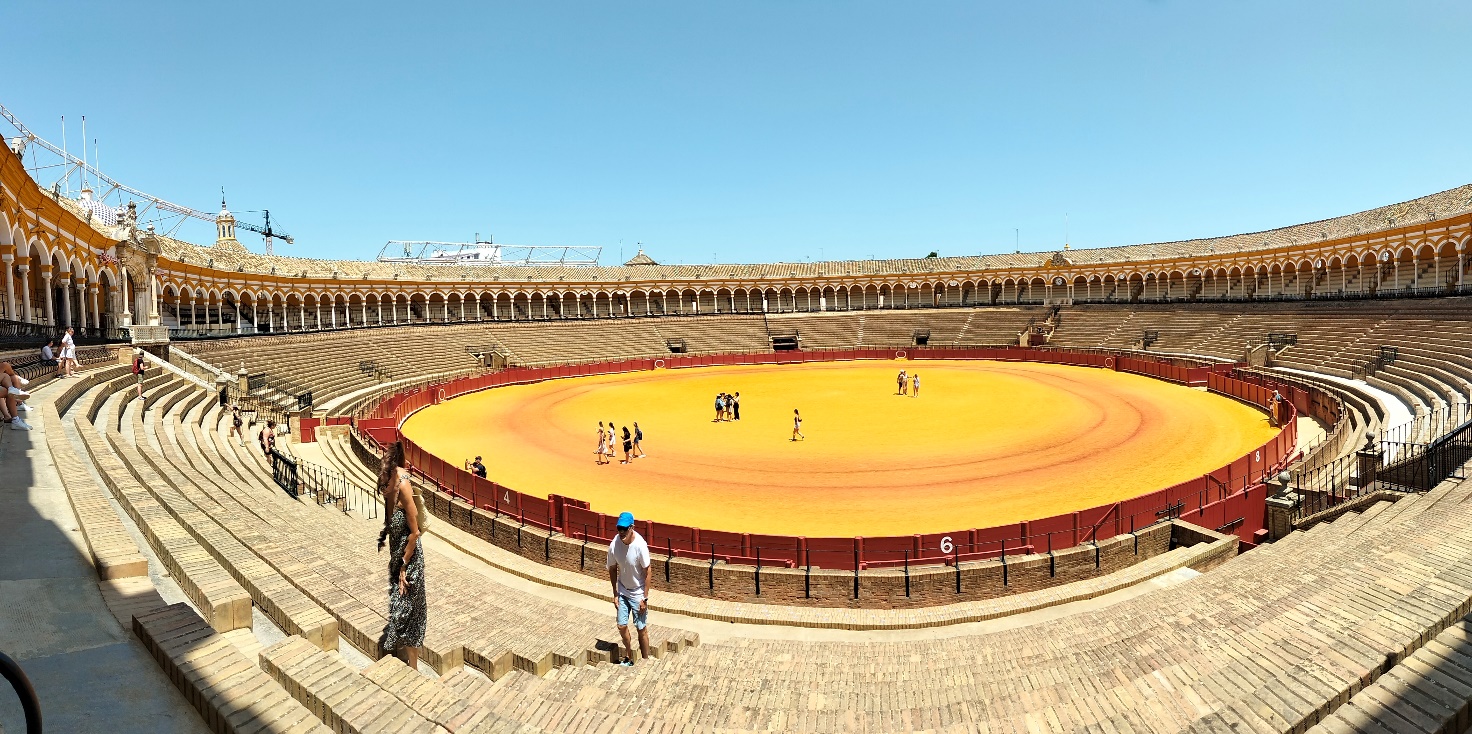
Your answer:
[377,441,426,670]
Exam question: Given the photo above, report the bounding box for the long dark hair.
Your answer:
[377,441,405,551]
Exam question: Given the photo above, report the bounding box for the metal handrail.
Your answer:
[0,650,42,734]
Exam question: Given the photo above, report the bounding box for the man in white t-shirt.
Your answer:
[606,511,651,665]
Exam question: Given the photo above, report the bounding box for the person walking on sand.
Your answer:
[633,422,646,458]
[713,393,724,422]
[606,421,618,461]
[595,422,609,465]
[732,392,741,421]
[620,426,634,464]
[911,372,920,398]
[897,369,907,396]
[607,512,651,665]
[791,409,804,441]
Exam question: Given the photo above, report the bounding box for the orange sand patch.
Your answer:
[400,361,1278,537]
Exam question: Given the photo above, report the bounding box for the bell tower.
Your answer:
[215,190,238,246]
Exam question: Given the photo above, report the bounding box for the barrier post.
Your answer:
[754,547,761,596]
[1001,539,1008,586]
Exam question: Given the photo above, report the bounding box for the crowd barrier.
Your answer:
[355,347,1302,570]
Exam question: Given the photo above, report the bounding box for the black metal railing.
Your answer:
[1290,405,1472,519]
[270,449,378,518]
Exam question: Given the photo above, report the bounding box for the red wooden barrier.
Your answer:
[370,348,1307,568]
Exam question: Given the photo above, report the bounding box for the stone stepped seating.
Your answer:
[651,315,770,353]
[423,471,1472,732]
[766,312,861,349]
[258,636,446,734]
[134,604,332,734]
[42,365,148,580]
[72,376,252,633]
[115,381,342,651]
[854,309,981,346]
[1306,612,1472,733]
[477,319,668,365]
[104,376,703,681]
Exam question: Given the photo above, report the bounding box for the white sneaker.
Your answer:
[18,403,33,412]
[10,418,31,430]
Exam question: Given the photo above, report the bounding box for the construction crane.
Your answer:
[1,101,295,251]
[237,209,293,255]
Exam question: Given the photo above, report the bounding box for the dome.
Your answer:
[624,249,658,266]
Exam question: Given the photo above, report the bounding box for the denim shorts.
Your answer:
[616,594,647,630]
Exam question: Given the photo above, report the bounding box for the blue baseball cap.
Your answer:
[616,511,635,529]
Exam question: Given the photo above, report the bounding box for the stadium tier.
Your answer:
[6,131,1472,733]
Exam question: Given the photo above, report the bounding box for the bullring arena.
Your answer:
[4,114,1472,733]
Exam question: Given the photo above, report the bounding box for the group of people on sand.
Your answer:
[896,369,921,397]
[596,421,646,465]
[712,392,740,422]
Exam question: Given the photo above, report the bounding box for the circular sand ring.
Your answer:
[654,359,666,369]
[895,349,908,360]
[1105,357,1115,369]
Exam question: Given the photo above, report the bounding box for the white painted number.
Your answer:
[1255,451,1261,462]
[940,536,954,554]
[503,490,511,504]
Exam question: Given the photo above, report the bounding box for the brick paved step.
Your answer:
[134,603,332,734]
[74,400,252,633]
[38,395,148,580]
[478,471,1472,731]
[259,636,445,734]
[124,386,702,680]
[1308,613,1472,734]
[108,386,339,650]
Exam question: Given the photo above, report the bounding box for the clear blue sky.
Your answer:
[8,2,1470,265]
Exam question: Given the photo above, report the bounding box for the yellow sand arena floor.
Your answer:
[401,361,1278,537]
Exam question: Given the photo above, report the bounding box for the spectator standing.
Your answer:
[791,409,804,441]
[228,404,244,447]
[377,442,426,672]
[60,327,77,378]
[911,372,920,398]
[595,422,609,465]
[632,422,646,458]
[732,392,741,421]
[131,349,147,407]
[471,456,487,478]
[620,426,633,464]
[606,511,651,665]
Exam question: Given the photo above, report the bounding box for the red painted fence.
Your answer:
[355,347,1301,569]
